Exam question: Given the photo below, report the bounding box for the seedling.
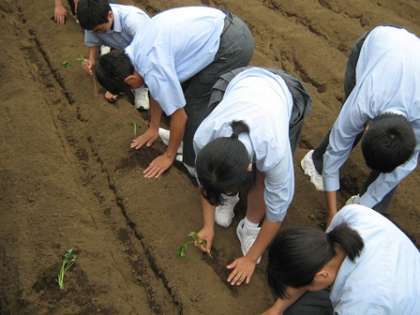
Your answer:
[176,232,211,258]
[133,122,138,137]
[62,61,71,69]
[76,57,85,64]
[57,248,77,289]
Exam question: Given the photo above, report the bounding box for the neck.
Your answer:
[326,245,347,282]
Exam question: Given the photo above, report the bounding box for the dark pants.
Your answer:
[310,31,396,214]
[182,13,255,166]
[285,291,333,315]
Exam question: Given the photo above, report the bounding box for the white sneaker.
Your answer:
[134,87,150,110]
[215,194,239,228]
[236,218,261,264]
[345,194,360,205]
[100,45,111,56]
[300,150,325,191]
[158,128,183,154]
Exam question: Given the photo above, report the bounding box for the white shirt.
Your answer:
[84,4,150,49]
[328,205,420,315]
[323,26,420,207]
[194,67,294,222]
[125,7,225,116]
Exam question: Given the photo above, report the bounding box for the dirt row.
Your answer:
[0,0,419,314]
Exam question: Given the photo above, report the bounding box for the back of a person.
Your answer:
[329,205,420,314]
[129,6,225,83]
[355,26,420,123]
[194,67,293,171]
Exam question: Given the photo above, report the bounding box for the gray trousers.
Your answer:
[182,13,255,166]
[183,66,312,165]
[311,31,396,214]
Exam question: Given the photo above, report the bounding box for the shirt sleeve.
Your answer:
[263,154,294,222]
[144,59,186,116]
[124,10,150,38]
[359,151,419,207]
[84,30,102,47]
[323,79,373,192]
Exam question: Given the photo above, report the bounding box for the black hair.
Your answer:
[267,223,364,299]
[95,50,134,95]
[77,0,111,30]
[362,113,415,173]
[196,121,252,206]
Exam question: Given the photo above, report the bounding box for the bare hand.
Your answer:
[196,227,214,255]
[226,256,256,286]
[82,59,94,75]
[104,91,118,103]
[143,153,174,178]
[130,128,159,150]
[54,3,67,24]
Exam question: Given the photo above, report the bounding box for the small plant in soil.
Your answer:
[62,60,71,68]
[57,248,77,289]
[133,122,138,137]
[176,232,211,258]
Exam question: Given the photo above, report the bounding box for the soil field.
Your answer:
[0,0,419,314]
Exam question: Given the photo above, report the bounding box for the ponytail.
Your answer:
[327,223,364,261]
[230,120,250,139]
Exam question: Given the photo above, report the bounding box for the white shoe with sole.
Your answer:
[215,194,239,228]
[158,128,183,155]
[345,194,360,205]
[134,87,150,110]
[301,150,325,191]
[236,218,261,264]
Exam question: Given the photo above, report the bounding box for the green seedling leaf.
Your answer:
[177,232,210,258]
[176,244,188,257]
[57,248,78,289]
[62,61,71,69]
[75,57,85,64]
[133,122,138,137]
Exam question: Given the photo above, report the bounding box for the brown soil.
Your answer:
[0,0,419,314]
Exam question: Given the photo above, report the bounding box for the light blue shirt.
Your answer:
[327,205,420,315]
[125,7,225,116]
[194,68,294,222]
[323,26,420,207]
[84,4,150,49]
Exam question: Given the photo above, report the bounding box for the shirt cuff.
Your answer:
[265,207,286,223]
[358,193,377,208]
[323,174,340,192]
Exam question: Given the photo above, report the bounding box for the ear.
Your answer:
[314,270,329,281]
[108,10,113,21]
[124,74,143,89]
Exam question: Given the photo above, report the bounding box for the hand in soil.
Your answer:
[104,91,118,103]
[82,58,95,76]
[196,228,214,255]
[226,256,256,286]
[130,127,159,150]
[143,153,174,178]
[54,3,67,24]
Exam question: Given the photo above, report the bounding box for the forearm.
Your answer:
[148,97,162,130]
[247,219,281,262]
[88,46,98,64]
[325,191,337,222]
[55,0,63,7]
[166,108,187,159]
[201,195,215,230]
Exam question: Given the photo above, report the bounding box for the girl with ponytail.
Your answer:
[191,67,311,286]
[263,204,420,315]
